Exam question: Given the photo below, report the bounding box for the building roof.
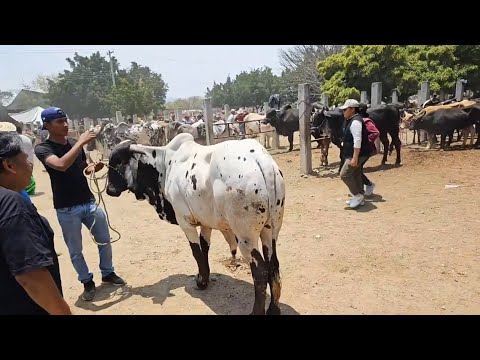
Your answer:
[0,105,23,129]
[5,89,50,113]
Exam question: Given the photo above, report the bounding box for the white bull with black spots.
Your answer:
[105,133,286,315]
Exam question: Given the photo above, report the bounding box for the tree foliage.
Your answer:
[22,74,59,93]
[0,90,14,106]
[46,52,168,119]
[108,62,168,117]
[206,67,282,108]
[165,96,204,110]
[278,45,344,96]
[317,45,480,105]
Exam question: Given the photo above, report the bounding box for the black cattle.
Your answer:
[263,105,299,152]
[310,108,345,169]
[312,104,402,167]
[409,107,473,149]
[367,105,402,166]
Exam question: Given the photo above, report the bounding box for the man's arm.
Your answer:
[350,120,363,167]
[43,142,85,172]
[15,269,72,315]
[35,131,95,172]
[0,200,72,315]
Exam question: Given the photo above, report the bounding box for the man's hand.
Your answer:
[350,157,358,167]
[78,130,96,146]
[84,162,105,175]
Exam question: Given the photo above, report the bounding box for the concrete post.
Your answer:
[360,91,368,104]
[321,94,329,108]
[392,90,398,104]
[298,84,312,175]
[419,81,430,106]
[203,98,215,145]
[455,79,465,102]
[175,109,182,122]
[115,111,123,124]
[371,82,382,107]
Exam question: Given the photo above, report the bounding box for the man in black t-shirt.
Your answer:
[35,107,126,302]
[0,132,71,315]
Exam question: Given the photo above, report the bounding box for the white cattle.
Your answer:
[106,133,285,315]
[230,113,275,147]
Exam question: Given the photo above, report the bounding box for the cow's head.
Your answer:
[106,140,147,198]
[263,109,278,126]
[106,140,178,224]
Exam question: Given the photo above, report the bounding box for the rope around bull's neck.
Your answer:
[83,156,121,246]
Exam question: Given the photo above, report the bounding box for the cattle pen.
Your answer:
[29,78,480,315]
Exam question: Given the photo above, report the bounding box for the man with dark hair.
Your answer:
[35,107,126,302]
[339,99,372,209]
[0,132,72,314]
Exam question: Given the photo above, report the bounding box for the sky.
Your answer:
[0,45,294,100]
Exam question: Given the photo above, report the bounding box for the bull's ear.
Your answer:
[129,144,147,155]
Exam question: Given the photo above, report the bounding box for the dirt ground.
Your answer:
[30,132,480,315]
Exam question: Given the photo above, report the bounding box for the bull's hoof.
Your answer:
[288,148,293,152]
[266,305,281,315]
[195,274,209,290]
[395,162,402,167]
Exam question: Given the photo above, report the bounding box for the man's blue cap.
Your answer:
[41,107,68,123]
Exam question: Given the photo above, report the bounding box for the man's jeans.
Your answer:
[56,201,114,283]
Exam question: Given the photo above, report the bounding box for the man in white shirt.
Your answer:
[338,99,373,209]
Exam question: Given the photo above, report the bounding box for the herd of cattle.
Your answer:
[84,98,480,170]
[262,98,480,170]
[84,113,275,161]
[78,97,480,315]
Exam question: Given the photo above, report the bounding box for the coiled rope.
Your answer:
[83,154,121,246]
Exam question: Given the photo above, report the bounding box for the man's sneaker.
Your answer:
[349,194,365,208]
[82,280,96,301]
[102,272,126,286]
[365,182,376,196]
[346,196,365,206]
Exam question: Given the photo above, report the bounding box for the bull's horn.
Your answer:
[129,144,147,155]
[415,109,425,118]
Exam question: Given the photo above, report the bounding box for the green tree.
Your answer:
[46,53,168,119]
[0,90,14,106]
[108,63,169,118]
[47,52,118,118]
[317,45,480,105]
[166,96,204,110]
[278,45,344,96]
[206,67,282,108]
[119,62,168,115]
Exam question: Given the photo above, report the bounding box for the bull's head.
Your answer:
[409,116,424,131]
[106,140,178,225]
[106,140,147,198]
[262,109,278,126]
